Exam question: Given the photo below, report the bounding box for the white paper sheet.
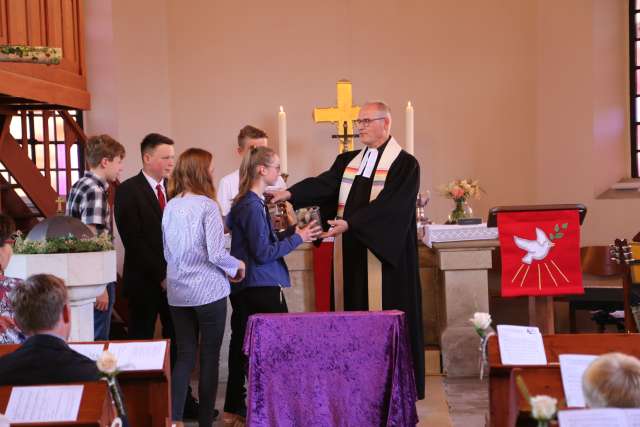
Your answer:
[558,408,640,427]
[69,343,106,361]
[107,341,167,371]
[626,409,640,427]
[496,325,547,365]
[5,385,83,423]
[559,354,597,408]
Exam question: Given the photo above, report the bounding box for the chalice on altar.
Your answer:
[416,191,431,225]
[416,191,431,240]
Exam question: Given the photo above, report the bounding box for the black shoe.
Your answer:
[183,401,219,421]
[183,394,199,420]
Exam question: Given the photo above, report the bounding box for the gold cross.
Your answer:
[55,196,65,215]
[313,80,360,153]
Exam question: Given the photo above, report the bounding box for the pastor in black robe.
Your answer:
[288,138,425,399]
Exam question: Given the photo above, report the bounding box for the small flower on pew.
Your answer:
[516,375,557,426]
[470,312,495,380]
[530,395,557,424]
[469,312,492,337]
[96,351,128,425]
[97,350,118,374]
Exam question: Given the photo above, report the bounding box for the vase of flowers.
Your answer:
[439,179,483,223]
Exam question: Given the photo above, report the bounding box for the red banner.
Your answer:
[498,210,583,297]
[312,241,333,311]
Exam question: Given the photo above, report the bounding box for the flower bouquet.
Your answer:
[439,179,483,223]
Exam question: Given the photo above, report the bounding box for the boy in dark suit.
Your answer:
[114,133,199,417]
[0,274,100,385]
[115,133,174,342]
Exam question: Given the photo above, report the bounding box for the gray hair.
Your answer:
[583,352,640,408]
[363,101,392,118]
[11,274,67,335]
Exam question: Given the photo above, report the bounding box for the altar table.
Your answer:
[243,310,418,426]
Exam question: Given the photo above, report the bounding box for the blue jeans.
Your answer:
[94,282,116,340]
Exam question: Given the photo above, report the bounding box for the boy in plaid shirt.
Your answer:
[66,135,125,340]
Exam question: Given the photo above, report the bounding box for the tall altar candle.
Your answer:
[405,101,414,155]
[278,106,288,173]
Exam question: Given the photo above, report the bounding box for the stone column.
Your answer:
[433,240,498,377]
[6,251,116,341]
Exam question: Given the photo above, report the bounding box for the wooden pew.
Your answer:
[0,339,171,427]
[0,381,115,426]
[488,333,640,427]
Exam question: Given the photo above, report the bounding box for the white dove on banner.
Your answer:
[513,227,555,264]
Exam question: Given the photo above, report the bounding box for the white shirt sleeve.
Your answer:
[217,176,233,217]
[275,175,287,190]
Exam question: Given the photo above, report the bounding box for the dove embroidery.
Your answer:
[513,227,555,264]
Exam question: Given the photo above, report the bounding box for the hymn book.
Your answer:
[107,341,167,371]
[496,325,547,365]
[69,343,106,361]
[559,354,597,408]
[5,385,83,423]
[558,408,640,427]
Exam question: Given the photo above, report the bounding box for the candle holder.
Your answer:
[280,172,289,183]
[416,191,431,225]
[416,191,431,239]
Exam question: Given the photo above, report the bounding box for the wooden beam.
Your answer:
[42,110,50,181]
[0,69,89,110]
[59,109,87,144]
[0,114,57,217]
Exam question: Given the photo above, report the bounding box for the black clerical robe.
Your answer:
[289,138,425,399]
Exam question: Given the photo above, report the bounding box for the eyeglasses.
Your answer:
[265,164,281,171]
[4,232,19,247]
[354,117,385,128]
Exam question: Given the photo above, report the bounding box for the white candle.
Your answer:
[405,101,414,155]
[278,105,288,174]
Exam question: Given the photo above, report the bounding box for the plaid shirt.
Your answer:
[66,171,111,234]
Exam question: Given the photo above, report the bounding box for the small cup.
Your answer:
[296,206,321,227]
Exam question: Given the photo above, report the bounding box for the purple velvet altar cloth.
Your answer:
[243,310,418,427]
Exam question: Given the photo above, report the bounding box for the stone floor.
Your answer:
[181,375,489,427]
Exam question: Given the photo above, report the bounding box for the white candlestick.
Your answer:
[405,101,414,155]
[278,105,288,174]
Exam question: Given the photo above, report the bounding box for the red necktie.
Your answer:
[156,184,166,211]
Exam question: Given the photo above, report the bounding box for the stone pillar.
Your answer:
[6,251,116,341]
[433,240,498,377]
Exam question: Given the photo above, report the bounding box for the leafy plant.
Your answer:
[14,233,113,254]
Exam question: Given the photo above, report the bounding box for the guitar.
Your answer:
[609,239,640,332]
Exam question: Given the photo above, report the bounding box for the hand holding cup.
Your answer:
[296,220,322,242]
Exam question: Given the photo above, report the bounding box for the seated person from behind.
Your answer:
[0,274,100,385]
[582,352,640,408]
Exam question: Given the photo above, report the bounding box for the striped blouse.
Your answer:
[162,194,240,307]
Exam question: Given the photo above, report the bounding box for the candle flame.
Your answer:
[279,105,284,112]
[407,101,412,108]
